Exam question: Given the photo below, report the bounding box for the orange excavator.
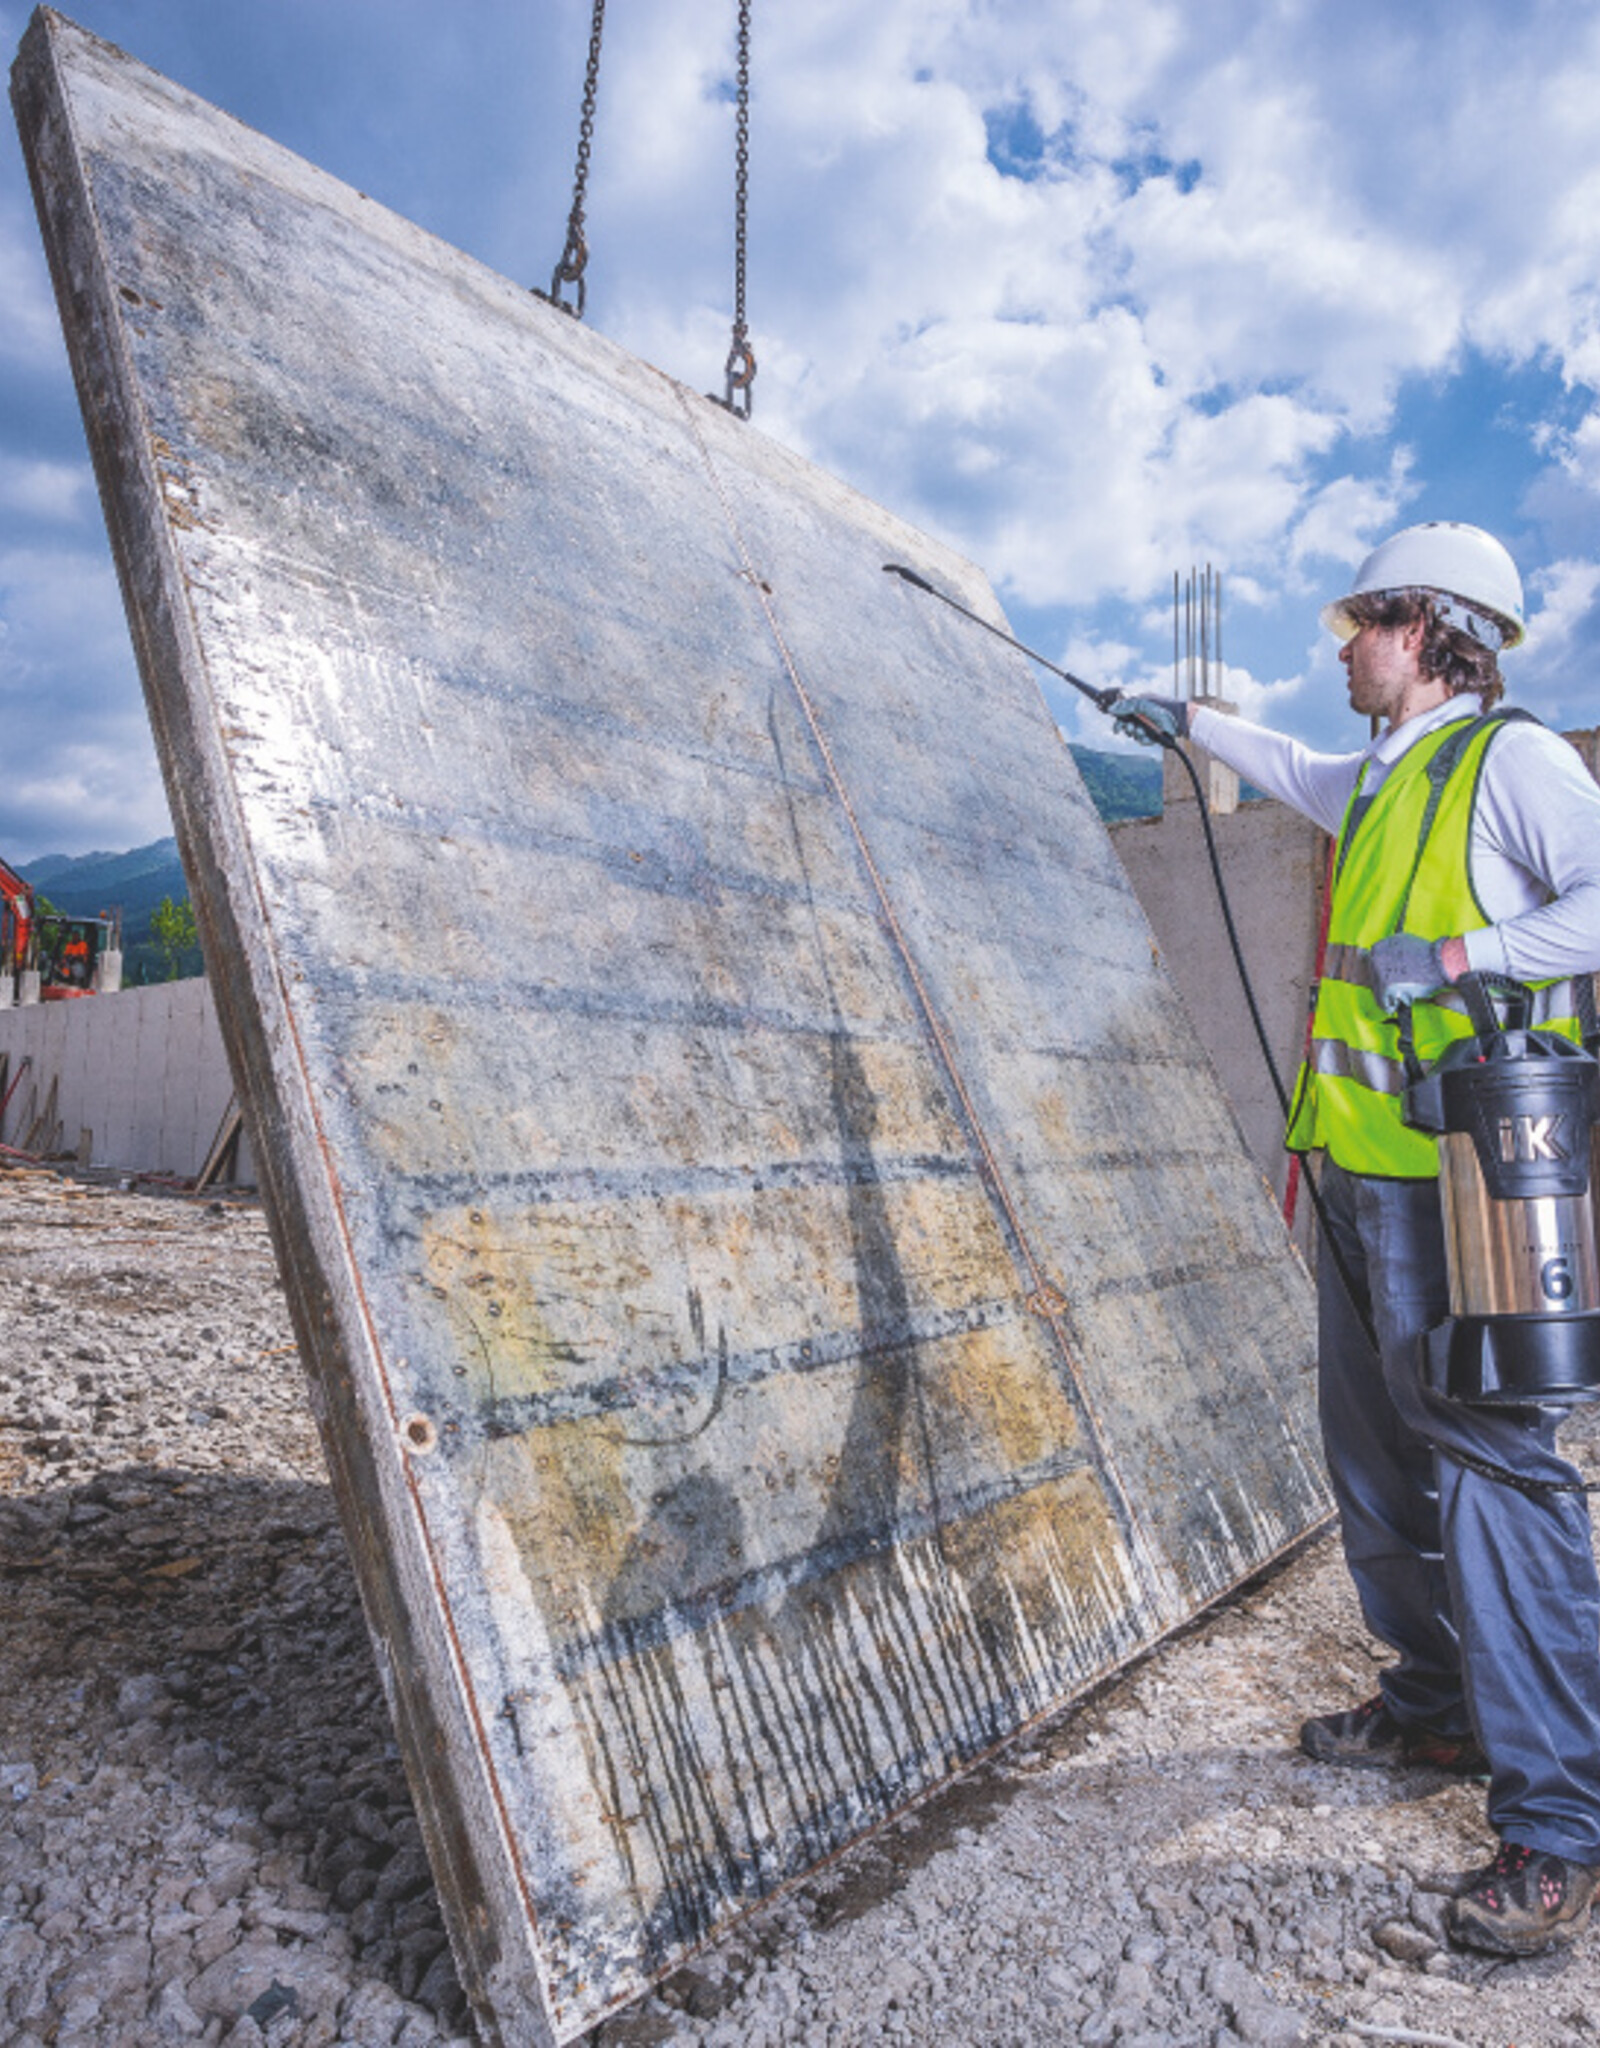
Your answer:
[1,854,121,999]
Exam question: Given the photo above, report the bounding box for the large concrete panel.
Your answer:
[14,13,1328,2043]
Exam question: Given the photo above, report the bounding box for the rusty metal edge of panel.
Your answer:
[9,15,553,2043]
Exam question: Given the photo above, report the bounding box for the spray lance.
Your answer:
[883,561,1600,1495]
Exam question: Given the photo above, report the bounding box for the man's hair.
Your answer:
[1343,588,1505,709]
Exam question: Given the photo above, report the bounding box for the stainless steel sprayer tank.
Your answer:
[1405,975,1600,1405]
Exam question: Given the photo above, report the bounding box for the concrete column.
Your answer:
[1164,696,1240,815]
[18,970,41,1006]
[0,974,12,1009]
[1561,727,1600,781]
[95,949,123,994]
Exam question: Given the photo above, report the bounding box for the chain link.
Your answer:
[545,0,606,318]
[720,0,756,418]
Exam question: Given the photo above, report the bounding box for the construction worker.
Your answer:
[1115,521,1600,1956]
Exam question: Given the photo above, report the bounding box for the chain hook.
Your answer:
[550,227,588,319]
[723,333,756,419]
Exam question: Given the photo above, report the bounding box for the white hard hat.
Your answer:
[1320,521,1525,651]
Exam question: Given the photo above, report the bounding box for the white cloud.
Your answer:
[0,457,91,523]
[1527,556,1600,660]
[1287,463,1416,581]
[0,199,67,370]
[0,548,154,860]
[0,546,131,662]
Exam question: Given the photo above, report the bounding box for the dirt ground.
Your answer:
[4,1163,1600,2048]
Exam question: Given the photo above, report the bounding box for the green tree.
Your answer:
[150,893,198,981]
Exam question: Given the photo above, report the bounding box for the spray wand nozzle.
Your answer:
[881,562,1140,727]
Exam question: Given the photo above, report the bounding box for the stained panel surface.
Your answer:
[14,14,1328,2044]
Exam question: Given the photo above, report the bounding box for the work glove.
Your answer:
[1369,933,1450,1010]
[1110,693,1189,746]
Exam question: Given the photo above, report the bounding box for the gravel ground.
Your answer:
[4,1164,1600,2048]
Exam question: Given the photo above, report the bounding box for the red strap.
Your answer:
[1284,835,1337,1226]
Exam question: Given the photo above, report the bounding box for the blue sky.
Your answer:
[5,0,1600,860]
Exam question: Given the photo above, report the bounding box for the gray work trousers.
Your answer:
[1318,1159,1600,1861]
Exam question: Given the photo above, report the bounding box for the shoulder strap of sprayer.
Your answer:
[1389,707,1530,930]
[1578,964,1600,1051]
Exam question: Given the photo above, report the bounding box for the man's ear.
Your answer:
[1400,613,1429,655]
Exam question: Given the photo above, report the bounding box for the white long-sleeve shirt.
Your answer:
[1189,698,1600,983]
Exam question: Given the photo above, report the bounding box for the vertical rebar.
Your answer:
[1173,563,1228,700]
[1202,566,1210,696]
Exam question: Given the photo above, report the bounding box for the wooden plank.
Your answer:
[194,1093,242,1191]
[12,13,1328,2043]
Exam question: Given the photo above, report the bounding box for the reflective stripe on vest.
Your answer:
[1304,1037,1406,1097]
[1285,710,1580,1177]
[1319,942,1571,1025]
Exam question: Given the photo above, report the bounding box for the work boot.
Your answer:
[1299,1694,1488,1776]
[1446,1841,1600,1956]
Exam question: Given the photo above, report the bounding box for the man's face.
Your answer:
[1340,618,1422,726]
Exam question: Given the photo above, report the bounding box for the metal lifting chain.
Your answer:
[546,0,606,317]
[719,0,756,419]
[541,0,756,410]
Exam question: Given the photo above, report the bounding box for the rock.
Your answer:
[148,1980,208,2040]
[416,1947,468,2026]
[1,1761,38,1804]
[1408,1889,1450,1945]
[55,1935,152,2010]
[1207,1914,1238,1958]
[203,1842,260,1906]
[1204,1957,1254,2012]
[337,1979,414,2044]
[192,1903,244,1970]
[1233,2003,1309,2048]
[1373,1918,1435,1965]
[188,1941,289,2022]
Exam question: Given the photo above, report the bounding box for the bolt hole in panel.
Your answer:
[13,13,1327,2044]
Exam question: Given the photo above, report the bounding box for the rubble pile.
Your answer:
[3,1167,1599,2047]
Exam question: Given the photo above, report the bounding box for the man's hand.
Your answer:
[1369,933,1453,1009]
[1111,694,1189,747]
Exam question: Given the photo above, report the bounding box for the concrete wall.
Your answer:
[1111,776,1325,1255]
[0,977,253,1184]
